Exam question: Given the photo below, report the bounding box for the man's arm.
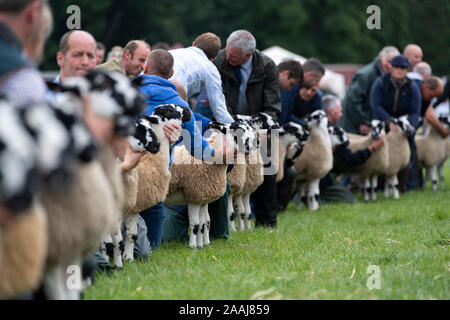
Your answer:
[408,82,421,129]
[261,59,281,120]
[204,70,234,124]
[425,105,449,138]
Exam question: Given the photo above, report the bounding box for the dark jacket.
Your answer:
[0,23,31,83]
[339,57,383,134]
[279,83,323,126]
[370,73,421,128]
[214,49,281,120]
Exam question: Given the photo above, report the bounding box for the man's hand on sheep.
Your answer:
[163,123,182,144]
[369,135,386,153]
[389,121,399,133]
[120,142,145,173]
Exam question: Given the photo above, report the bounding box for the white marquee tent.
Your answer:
[262,46,346,99]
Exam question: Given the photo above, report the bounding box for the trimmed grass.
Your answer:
[85,163,450,300]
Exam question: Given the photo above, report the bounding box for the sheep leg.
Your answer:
[307,180,320,211]
[423,167,431,189]
[187,203,201,249]
[363,177,371,202]
[227,193,236,232]
[392,175,400,200]
[437,161,445,190]
[237,193,246,231]
[123,214,138,262]
[65,260,82,300]
[43,266,69,300]
[202,204,211,246]
[430,165,437,191]
[296,183,306,210]
[101,234,113,263]
[243,193,252,231]
[370,175,378,202]
[384,177,390,198]
[111,224,124,268]
[197,204,205,249]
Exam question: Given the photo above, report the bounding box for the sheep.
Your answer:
[416,115,450,190]
[336,119,389,202]
[293,110,333,211]
[384,116,414,199]
[118,104,191,263]
[0,100,48,299]
[437,128,450,189]
[164,120,252,248]
[40,70,147,299]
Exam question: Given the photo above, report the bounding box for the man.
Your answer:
[0,0,51,107]
[278,59,303,91]
[214,29,280,228]
[279,58,324,126]
[136,49,233,246]
[319,95,385,203]
[407,61,432,86]
[96,41,106,65]
[56,30,97,82]
[339,46,399,135]
[403,44,423,69]
[97,40,150,77]
[169,32,234,124]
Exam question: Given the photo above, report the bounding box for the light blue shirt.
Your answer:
[170,46,234,124]
[236,55,253,114]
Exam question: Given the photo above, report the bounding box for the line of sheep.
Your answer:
[1,70,448,300]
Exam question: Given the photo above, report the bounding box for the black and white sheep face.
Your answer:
[370,120,385,139]
[62,70,147,136]
[285,142,304,167]
[328,126,348,146]
[251,112,280,130]
[394,116,414,135]
[151,104,192,125]
[0,100,39,212]
[128,116,161,154]
[280,122,310,145]
[230,120,259,155]
[438,115,450,129]
[308,110,328,128]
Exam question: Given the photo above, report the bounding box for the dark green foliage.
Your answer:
[42,0,449,75]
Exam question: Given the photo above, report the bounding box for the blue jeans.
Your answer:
[139,202,166,249]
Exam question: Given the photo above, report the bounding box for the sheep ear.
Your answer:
[181,106,192,122]
[279,127,286,136]
[208,121,226,134]
[147,116,159,124]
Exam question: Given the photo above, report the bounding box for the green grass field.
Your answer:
[85,163,450,300]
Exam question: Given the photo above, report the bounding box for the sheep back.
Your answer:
[132,150,171,213]
[41,161,116,267]
[294,129,332,182]
[347,135,389,177]
[415,131,446,167]
[385,132,411,176]
[0,203,47,299]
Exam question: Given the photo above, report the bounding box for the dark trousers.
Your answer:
[276,165,296,212]
[251,174,278,228]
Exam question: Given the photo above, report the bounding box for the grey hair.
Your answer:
[226,30,256,56]
[413,62,432,78]
[322,95,341,114]
[379,46,399,59]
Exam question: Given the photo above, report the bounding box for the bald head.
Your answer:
[413,61,432,80]
[421,76,443,103]
[144,49,174,79]
[403,44,423,68]
[57,30,96,80]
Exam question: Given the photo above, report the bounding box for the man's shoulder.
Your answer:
[96,59,124,75]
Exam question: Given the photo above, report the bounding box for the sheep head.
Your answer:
[393,116,414,136]
[307,110,328,128]
[129,116,161,154]
[280,122,310,146]
[328,126,348,147]
[370,119,385,139]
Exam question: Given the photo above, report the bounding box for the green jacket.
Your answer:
[339,57,383,134]
[96,58,125,75]
[214,49,281,120]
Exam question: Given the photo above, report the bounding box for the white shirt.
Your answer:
[169,46,234,124]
